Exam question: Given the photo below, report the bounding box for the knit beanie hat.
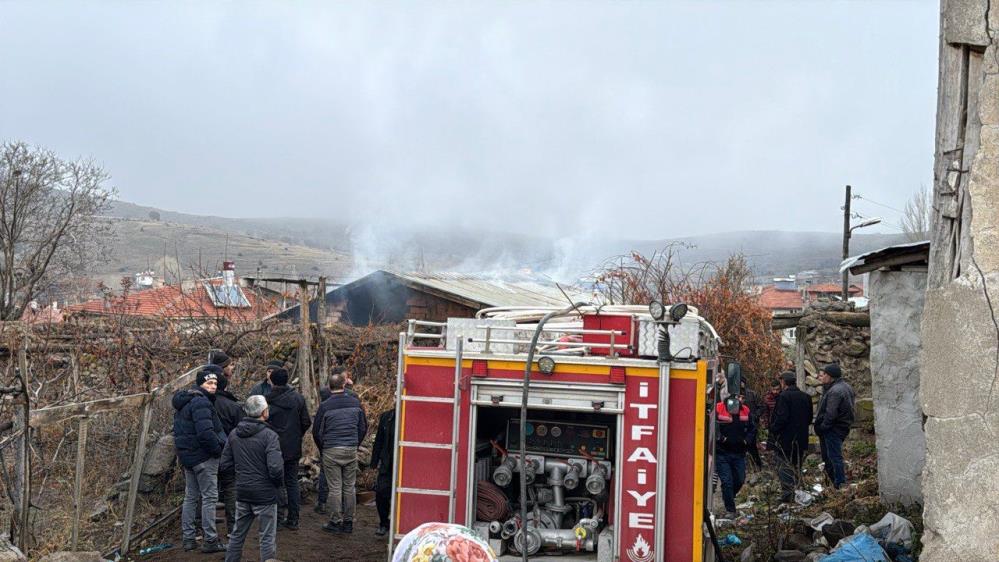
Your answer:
[821,364,843,379]
[270,368,289,387]
[265,359,284,370]
[197,364,223,386]
[209,350,232,368]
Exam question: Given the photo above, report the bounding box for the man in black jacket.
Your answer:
[264,368,311,530]
[173,367,228,553]
[813,364,855,489]
[210,365,242,537]
[313,369,368,534]
[221,395,284,562]
[249,359,285,397]
[740,380,765,470]
[369,408,395,536]
[769,371,814,502]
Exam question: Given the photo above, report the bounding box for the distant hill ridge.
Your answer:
[106,200,907,284]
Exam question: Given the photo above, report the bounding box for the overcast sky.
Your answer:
[0,1,938,240]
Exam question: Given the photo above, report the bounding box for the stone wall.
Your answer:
[921,0,999,559]
[797,300,871,399]
[869,270,926,506]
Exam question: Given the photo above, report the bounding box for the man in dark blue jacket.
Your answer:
[313,369,367,534]
[221,395,284,562]
[814,364,856,489]
[173,367,228,553]
[769,371,814,502]
[714,396,755,519]
[249,359,284,397]
[264,368,311,530]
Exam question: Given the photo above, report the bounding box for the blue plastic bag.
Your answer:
[819,533,889,562]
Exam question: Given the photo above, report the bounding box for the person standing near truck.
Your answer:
[769,371,813,502]
[313,369,368,534]
[714,395,755,519]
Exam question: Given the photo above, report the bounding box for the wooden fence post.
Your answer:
[298,281,317,412]
[121,398,154,555]
[317,276,328,394]
[16,346,30,552]
[795,325,807,389]
[71,416,89,550]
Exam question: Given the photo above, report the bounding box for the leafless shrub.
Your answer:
[0,141,116,320]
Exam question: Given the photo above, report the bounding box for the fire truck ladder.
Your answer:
[388,333,464,548]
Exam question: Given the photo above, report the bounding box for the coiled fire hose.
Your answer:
[476,480,510,521]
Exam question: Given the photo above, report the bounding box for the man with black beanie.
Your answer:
[813,363,855,489]
[250,359,285,397]
[173,366,228,553]
[264,368,311,530]
[769,371,813,502]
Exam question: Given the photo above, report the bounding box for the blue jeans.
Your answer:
[224,502,277,562]
[181,458,220,544]
[820,432,847,488]
[715,452,746,513]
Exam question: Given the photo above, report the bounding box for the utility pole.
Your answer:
[842,184,852,301]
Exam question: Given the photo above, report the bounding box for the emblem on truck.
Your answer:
[627,533,654,562]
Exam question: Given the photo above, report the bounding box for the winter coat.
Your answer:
[743,388,765,423]
[220,418,284,505]
[214,389,243,437]
[248,380,272,398]
[814,378,856,438]
[715,401,755,455]
[370,409,396,476]
[172,386,227,468]
[769,385,813,463]
[264,385,312,461]
[313,391,368,450]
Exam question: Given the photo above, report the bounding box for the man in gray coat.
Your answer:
[221,395,284,562]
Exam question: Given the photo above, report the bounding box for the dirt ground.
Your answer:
[140,498,388,562]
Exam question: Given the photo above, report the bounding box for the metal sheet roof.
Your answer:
[840,240,930,273]
[389,271,587,307]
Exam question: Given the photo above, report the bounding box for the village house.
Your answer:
[65,261,278,325]
[277,270,586,326]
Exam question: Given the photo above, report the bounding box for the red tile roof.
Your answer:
[757,287,807,312]
[20,305,64,324]
[65,281,278,323]
[756,284,864,312]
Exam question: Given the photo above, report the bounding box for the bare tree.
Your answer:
[0,141,115,320]
[901,185,931,242]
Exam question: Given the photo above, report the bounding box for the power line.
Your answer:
[854,194,904,215]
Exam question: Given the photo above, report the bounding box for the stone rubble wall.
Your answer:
[797,300,871,401]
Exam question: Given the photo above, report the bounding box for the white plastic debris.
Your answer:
[736,501,754,510]
[794,490,815,506]
[808,512,835,531]
[812,483,824,494]
[869,512,915,548]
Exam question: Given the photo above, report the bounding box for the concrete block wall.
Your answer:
[868,270,925,506]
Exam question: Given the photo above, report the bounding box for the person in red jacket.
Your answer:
[714,396,755,518]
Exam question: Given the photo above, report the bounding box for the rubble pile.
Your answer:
[714,418,922,561]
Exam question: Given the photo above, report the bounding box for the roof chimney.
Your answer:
[222,261,236,287]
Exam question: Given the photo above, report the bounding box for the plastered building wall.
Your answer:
[921,1,999,559]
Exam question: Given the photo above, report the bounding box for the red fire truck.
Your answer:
[389,303,725,562]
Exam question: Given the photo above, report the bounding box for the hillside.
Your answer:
[100,218,353,287]
[106,200,909,284]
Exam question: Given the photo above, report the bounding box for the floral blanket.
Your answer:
[392,523,498,562]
